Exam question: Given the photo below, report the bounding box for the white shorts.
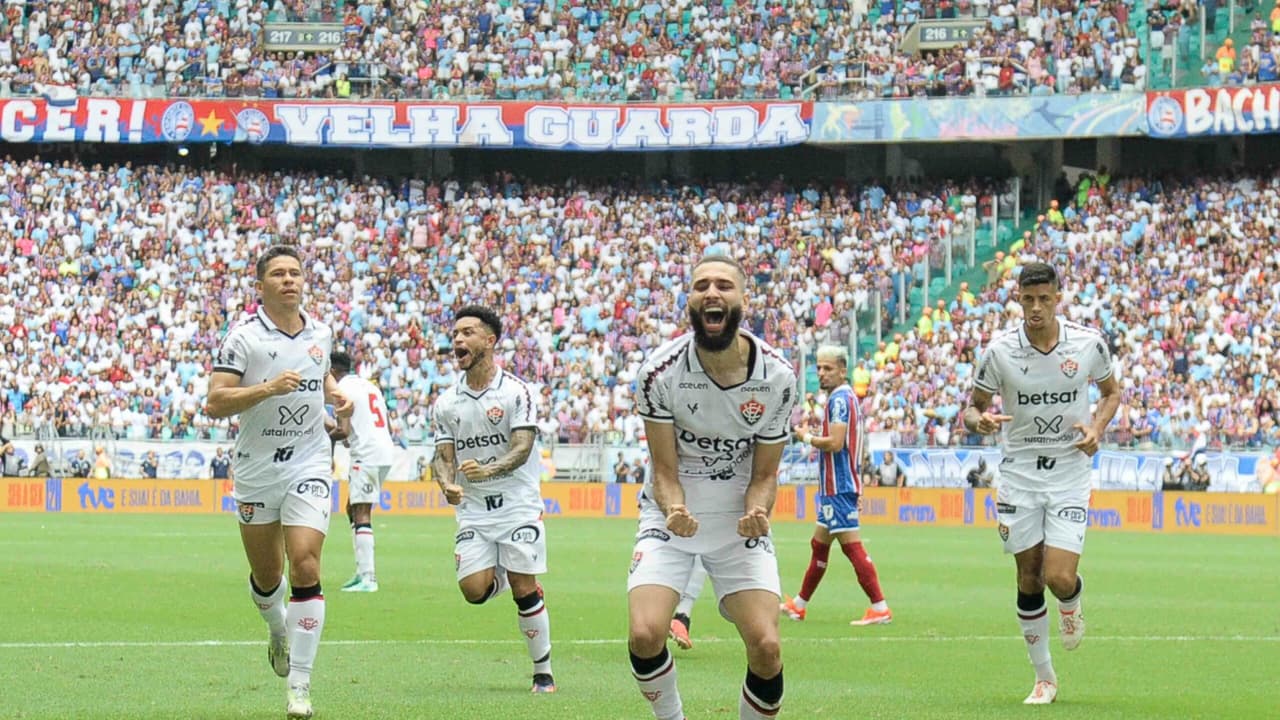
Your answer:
[454,517,547,581]
[235,477,333,535]
[348,464,391,505]
[627,509,781,618]
[995,482,1091,555]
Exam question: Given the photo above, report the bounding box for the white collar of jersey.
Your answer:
[458,368,504,397]
[685,330,766,382]
[1018,315,1066,351]
[256,306,314,336]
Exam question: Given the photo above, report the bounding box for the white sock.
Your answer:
[1017,598,1056,683]
[354,525,375,580]
[250,575,287,637]
[287,589,326,687]
[871,600,889,612]
[632,647,683,720]
[517,593,552,675]
[675,561,707,617]
[1058,576,1083,614]
[793,596,809,610]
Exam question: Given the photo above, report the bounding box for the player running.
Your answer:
[428,305,556,694]
[963,262,1121,705]
[782,345,892,626]
[206,245,353,720]
[330,350,396,593]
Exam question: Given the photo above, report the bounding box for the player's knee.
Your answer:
[628,623,668,655]
[1016,573,1046,594]
[288,556,321,587]
[747,635,782,673]
[1045,569,1078,597]
[461,582,490,604]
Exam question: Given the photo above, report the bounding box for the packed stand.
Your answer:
[816,169,1280,455]
[0,0,1151,102]
[0,157,987,445]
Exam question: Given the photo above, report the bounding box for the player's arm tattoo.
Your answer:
[432,442,457,488]
[962,387,995,433]
[487,428,536,477]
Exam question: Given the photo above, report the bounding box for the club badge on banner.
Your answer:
[0,98,812,149]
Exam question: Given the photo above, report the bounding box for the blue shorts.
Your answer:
[815,491,860,533]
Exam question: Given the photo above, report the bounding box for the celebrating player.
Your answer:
[782,345,892,626]
[330,351,396,593]
[428,305,556,694]
[205,245,353,720]
[628,255,797,720]
[963,262,1121,705]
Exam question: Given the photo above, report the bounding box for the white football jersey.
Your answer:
[974,317,1114,491]
[337,374,396,467]
[213,308,334,491]
[432,370,544,525]
[635,331,797,518]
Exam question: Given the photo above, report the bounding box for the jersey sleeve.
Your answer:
[212,327,250,377]
[973,345,1002,394]
[635,360,673,424]
[1089,336,1115,383]
[755,377,797,444]
[509,377,539,431]
[431,400,456,446]
[827,391,851,425]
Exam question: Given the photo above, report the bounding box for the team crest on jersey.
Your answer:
[1059,359,1079,378]
[486,406,505,425]
[998,523,1010,541]
[308,345,324,365]
[740,398,766,425]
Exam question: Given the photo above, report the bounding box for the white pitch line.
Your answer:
[1,635,1275,650]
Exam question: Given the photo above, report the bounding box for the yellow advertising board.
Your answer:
[3,478,1276,536]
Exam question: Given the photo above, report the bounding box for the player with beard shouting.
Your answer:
[627,255,798,720]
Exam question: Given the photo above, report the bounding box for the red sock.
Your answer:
[798,538,830,602]
[841,541,885,604]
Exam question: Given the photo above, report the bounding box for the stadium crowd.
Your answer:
[0,157,1277,455]
[0,0,1157,101]
[0,156,986,445]
[844,168,1280,452]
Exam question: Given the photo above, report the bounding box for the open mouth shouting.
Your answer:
[454,346,473,367]
[701,305,728,334]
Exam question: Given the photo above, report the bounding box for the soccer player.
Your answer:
[963,262,1120,705]
[628,255,796,720]
[206,245,353,720]
[781,345,892,626]
[330,350,396,593]
[428,305,556,694]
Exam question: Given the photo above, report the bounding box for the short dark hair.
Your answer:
[455,305,502,339]
[255,245,303,280]
[330,351,353,373]
[693,253,747,285]
[1017,262,1059,290]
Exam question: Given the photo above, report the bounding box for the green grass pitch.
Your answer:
[0,514,1275,719]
